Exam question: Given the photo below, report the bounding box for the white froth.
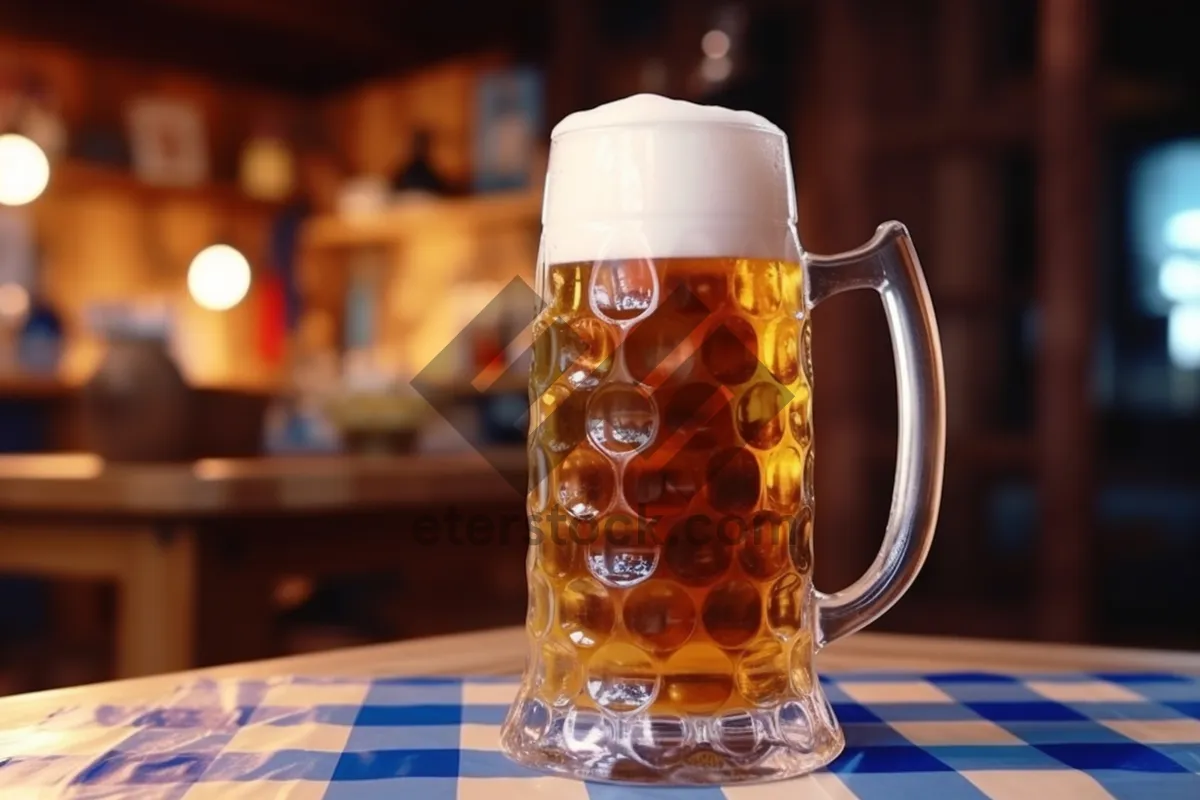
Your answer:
[552,93,783,138]
[541,94,799,265]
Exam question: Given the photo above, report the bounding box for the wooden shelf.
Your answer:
[45,160,287,214]
[0,373,278,400]
[413,373,530,405]
[0,375,75,399]
[302,190,542,249]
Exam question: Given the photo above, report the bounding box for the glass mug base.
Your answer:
[499,688,845,785]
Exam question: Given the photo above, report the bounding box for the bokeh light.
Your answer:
[0,134,50,206]
[187,244,251,311]
[0,283,30,319]
[701,29,731,60]
[701,56,733,83]
[1168,304,1200,369]
[1165,209,1200,251]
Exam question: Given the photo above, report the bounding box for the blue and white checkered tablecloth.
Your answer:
[1,671,1198,799]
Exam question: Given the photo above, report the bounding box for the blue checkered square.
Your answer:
[1158,744,1200,771]
[1037,742,1191,773]
[363,681,462,706]
[1092,772,1200,800]
[830,745,954,774]
[998,721,1137,745]
[968,701,1089,722]
[323,776,459,799]
[346,724,463,750]
[837,771,992,800]
[333,748,460,779]
[207,749,341,781]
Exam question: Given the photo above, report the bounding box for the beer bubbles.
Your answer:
[187,244,251,311]
[0,133,50,206]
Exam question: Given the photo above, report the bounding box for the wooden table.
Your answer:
[0,450,527,681]
[3,626,1199,727]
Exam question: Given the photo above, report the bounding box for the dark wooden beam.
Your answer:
[0,0,383,94]
[545,0,600,130]
[1035,0,1098,643]
[797,0,879,596]
[927,0,1006,603]
[872,74,1181,155]
[156,0,395,54]
[663,0,711,98]
[0,0,553,95]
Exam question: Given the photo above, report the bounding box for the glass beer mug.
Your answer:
[500,94,946,785]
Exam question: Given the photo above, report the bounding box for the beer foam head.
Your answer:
[542,94,798,264]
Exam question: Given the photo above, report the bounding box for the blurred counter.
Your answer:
[0,449,530,683]
[0,449,526,515]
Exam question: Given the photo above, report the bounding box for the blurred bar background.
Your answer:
[0,0,1197,695]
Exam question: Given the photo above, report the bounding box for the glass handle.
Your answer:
[806,221,946,648]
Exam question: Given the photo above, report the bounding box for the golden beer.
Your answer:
[526,256,814,716]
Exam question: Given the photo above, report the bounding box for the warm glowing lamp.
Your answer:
[188,244,251,311]
[0,133,50,206]
[0,282,30,319]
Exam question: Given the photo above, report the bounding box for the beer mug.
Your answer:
[500,94,945,785]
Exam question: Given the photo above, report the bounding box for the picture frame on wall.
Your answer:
[126,97,209,187]
[472,67,544,194]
